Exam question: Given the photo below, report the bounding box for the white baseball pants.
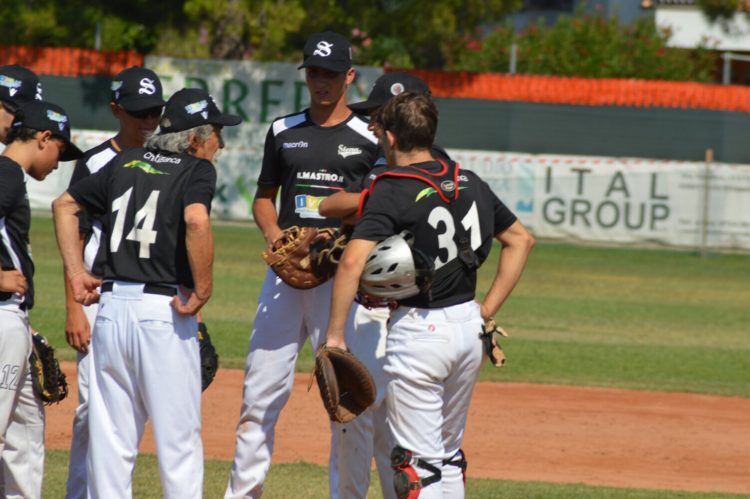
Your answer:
[330,304,396,499]
[65,302,97,499]
[86,281,202,499]
[225,269,333,499]
[0,307,44,499]
[385,301,484,499]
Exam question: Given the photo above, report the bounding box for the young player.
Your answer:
[224,31,380,498]
[324,92,534,498]
[1,100,83,498]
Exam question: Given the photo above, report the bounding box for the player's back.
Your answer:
[95,147,216,287]
[358,160,516,308]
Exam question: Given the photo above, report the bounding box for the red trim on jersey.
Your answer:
[357,189,370,219]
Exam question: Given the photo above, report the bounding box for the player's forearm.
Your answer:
[252,191,282,244]
[63,234,86,311]
[318,191,359,219]
[326,239,374,343]
[482,221,535,319]
[52,193,87,278]
[185,204,214,300]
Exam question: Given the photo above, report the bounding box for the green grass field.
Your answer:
[26,215,750,497]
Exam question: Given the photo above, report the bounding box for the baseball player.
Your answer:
[318,72,446,499]
[324,92,534,498]
[63,66,165,499]
[1,100,84,499]
[53,88,241,499]
[224,31,379,498]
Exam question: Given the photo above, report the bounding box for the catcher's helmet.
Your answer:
[359,231,434,300]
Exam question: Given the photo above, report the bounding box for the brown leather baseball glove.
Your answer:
[311,345,376,423]
[262,226,348,289]
[29,332,69,405]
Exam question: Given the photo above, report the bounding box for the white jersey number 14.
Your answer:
[110,187,160,258]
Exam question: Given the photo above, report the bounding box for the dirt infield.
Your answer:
[47,362,750,495]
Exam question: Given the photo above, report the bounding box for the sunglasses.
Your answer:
[124,106,163,119]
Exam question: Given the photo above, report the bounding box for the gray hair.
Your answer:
[144,124,214,154]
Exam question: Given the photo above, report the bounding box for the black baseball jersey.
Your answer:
[69,139,119,273]
[344,144,451,194]
[258,110,380,229]
[0,157,34,309]
[68,148,216,288]
[353,159,517,308]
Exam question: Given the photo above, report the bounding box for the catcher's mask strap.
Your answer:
[391,446,441,498]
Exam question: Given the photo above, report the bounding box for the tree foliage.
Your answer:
[450,5,718,82]
[0,0,720,82]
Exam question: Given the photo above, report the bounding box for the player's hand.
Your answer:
[70,271,102,306]
[0,270,27,295]
[65,305,91,354]
[265,229,284,252]
[325,335,347,351]
[171,289,209,316]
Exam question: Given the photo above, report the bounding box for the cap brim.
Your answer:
[118,95,166,112]
[298,60,351,73]
[60,141,85,162]
[209,113,242,127]
[348,99,382,115]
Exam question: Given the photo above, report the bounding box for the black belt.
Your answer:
[101,281,177,297]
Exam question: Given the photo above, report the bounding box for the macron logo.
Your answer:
[283,141,309,149]
[338,145,362,158]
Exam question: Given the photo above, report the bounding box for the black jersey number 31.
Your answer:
[110,187,161,259]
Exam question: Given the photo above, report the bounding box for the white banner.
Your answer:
[448,150,750,251]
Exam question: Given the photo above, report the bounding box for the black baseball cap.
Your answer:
[11,100,84,161]
[111,66,165,112]
[159,88,242,133]
[0,65,43,109]
[349,72,431,115]
[298,31,352,73]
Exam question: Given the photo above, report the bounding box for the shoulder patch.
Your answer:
[272,112,307,137]
[346,116,377,144]
[86,147,117,175]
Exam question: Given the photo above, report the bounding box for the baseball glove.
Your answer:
[197,322,219,392]
[310,345,376,423]
[479,318,509,367]
[29,332,69,405]
[262,226,348,289]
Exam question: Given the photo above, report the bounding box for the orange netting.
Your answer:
[395,68,750,113]
[0,45,143,77]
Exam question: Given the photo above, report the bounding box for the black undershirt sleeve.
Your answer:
[67,167,109,216]
[257,126,281,187]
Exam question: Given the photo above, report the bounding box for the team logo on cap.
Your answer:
[313,41,334,57]
[390,83,405,96]
[0,75,22,96]
[47,109,68,132]
[111,81,123,100]
[185,100,209,119]
[139,78,156,95]
[35,83,43,101]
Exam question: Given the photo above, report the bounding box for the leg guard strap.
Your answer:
[391,446,441,499]
[443,449,467,483]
